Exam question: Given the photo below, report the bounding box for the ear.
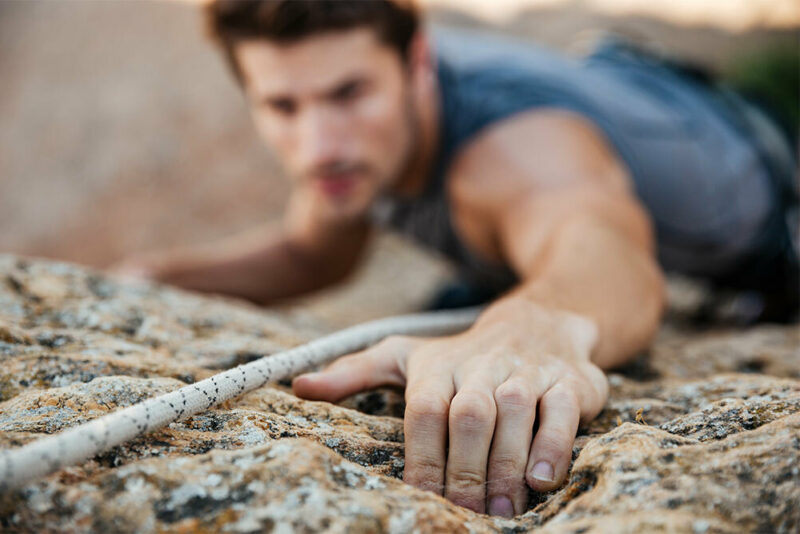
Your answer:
[407,30,435,83]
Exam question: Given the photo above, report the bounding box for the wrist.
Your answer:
[473,295,599,359]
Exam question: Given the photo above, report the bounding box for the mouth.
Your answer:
[313,172,360,198]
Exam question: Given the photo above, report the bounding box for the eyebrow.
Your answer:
[259,93,292,106]
[326,76,369,97]
[255,73,371,105]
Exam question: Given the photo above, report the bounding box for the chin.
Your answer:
[323,175,380,217]
[322,191,374,222]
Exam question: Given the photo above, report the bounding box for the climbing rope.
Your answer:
[0,306,484,491]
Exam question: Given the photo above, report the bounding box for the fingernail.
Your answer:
[488,496,514,518]
[531,461,554,482]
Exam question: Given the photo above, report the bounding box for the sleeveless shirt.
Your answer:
[368,27,791,296]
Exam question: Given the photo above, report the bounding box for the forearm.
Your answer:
[125,225,349,305]
[477,214,665,369]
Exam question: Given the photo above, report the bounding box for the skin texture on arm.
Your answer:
[111,186,372,306]
[293,110,666,517]
[454,110,665,367]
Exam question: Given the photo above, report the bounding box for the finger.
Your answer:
[575,362,609,421]
[403,369,454,496]
[445,379,497,514]
[108,262,155,280]
[292,335,420,401]
[526,382,580,492]
[486,375,538,518]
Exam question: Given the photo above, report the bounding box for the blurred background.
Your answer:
[0,0,797,324]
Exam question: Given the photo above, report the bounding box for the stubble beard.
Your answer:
[379,88,423,201]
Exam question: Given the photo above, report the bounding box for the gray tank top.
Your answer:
[369,27,788,296]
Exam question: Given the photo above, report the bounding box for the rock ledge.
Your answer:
[0,256,798,533]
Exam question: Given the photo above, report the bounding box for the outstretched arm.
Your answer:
[111,188,372,305]
[293,110,665,517]
[485,184,665,368]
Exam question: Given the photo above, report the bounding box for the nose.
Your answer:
[298,104,344,169]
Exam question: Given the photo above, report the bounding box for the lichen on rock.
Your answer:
[0,255,798,533]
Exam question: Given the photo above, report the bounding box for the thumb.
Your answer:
[292,335,424,402]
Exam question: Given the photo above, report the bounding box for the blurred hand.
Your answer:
[106,253,167,281]
[292,298,608,517]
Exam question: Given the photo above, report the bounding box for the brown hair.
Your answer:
[205,0,421,82]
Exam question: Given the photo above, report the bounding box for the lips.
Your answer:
[315,173,359,197]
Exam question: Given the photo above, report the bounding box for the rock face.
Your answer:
[0,255,798,533]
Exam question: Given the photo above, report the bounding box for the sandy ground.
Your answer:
[0,1,796,324]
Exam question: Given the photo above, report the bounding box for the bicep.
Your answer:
[498,186,655,280]
[450,110,656,278]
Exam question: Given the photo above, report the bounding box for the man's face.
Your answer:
[235,28,417,221]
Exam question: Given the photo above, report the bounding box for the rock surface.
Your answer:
[0,255,798,533]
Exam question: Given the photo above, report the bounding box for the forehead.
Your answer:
[235,27,403,97]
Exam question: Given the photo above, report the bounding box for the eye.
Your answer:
[330,80,366,103]
[266,97,297,116]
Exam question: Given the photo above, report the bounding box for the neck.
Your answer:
[390,65,440,198]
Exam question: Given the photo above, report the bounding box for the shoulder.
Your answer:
[448,109,632,210]
[446,109,653,267]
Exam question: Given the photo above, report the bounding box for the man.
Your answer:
[113,0,798,518]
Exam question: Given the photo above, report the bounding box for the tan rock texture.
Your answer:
[0,255,798,533]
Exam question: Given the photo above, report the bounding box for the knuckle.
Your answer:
[533,431,574,461]
[489,454,525,477]
[544,383,580,411]
[404,460,444,493]
[494,380,534,410]
[406,454,445,477]
[405,391,450,421]
[447,467,485,489]
[449,390,496,428]
[556,365,584,386]
[405,478,442,495]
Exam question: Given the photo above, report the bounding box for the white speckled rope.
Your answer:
[0,306,484,491]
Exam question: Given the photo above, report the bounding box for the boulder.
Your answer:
[0,255,798,533]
